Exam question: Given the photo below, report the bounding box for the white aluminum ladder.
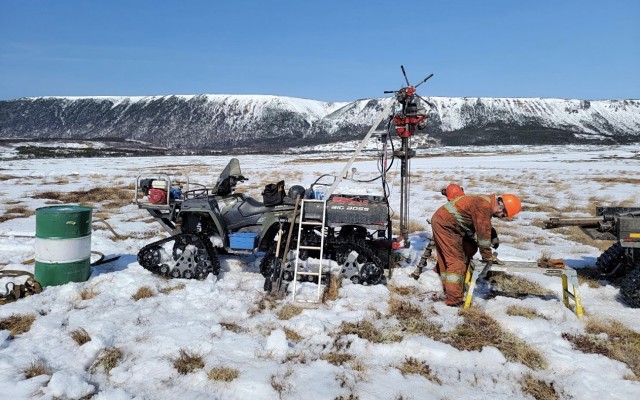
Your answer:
[291,199,327,303]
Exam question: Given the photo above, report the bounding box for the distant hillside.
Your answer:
[1,94,638,149]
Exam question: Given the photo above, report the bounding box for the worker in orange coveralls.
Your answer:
[431,193,522,306]
[412,183,466,280]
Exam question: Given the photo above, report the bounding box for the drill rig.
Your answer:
[321,65,436,247]
[384,66,436,246]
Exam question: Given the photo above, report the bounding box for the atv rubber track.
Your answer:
[138,233,220,280]
[620,264,640,308]
[260,236,384,288]
[595,242,631,278]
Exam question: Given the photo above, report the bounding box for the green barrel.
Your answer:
[35,205,92,286]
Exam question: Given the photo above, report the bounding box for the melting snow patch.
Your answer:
[43,370,95,399]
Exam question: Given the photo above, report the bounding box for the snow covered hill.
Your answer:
[1,94,639,149]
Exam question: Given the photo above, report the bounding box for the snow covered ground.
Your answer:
[1,144,639,399]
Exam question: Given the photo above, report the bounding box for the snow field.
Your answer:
[0,145,639,399]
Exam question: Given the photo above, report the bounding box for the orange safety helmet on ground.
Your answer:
[443,183,465,201]
[500,194,522,218]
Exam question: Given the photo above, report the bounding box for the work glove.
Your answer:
[491,227,499,249]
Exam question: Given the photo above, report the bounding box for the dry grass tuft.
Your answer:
[335,395,359,400]
[159,283,186,294]
[6,206,32,214]
[536,251,553,266]
[563,319,640,378]
[173,349,205,375]
[0,314,36,337]
[520,373,560,400]
[270,367,293,396]
[250,295,276,316]
[489,273,553,297]
[397,357,442,384]
[0,174,20,181]
[321,352,354,366]
[339,319,402,344]
[91,347,122,374]
[446,307,547,370]
[591,176,640,185]
[276,304,304,320]
[388,285,420,297]
[284,327,303,342]
[208,366,240,382]
[109,229,162,242]
[2,199,21,205]
[23,359,52,379]
[389,297,442,338]
[31,186,133,208]
[506,305,548,320]
[322,273,341,303]
[0,206,35,223]
[285,352,308,364]
[79,287,99,300]
[220,322,243,333]
[131,286,155,301]
[271,375,286,396]
[70,328,92,345]
[388,297,423,320]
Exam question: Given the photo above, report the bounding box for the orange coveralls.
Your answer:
[431,194,496,305]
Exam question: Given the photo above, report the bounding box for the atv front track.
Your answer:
[138,233,220,280]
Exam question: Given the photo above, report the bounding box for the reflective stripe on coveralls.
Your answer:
[440,272,465,284]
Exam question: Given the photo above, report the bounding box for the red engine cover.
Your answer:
[148,188,167,204]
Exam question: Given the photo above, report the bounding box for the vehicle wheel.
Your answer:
[195,265,208,280]
[183,270,193,279]
[159,264,170,276]
[171,269,181,278]
[139,248,161,266]
[360,261,383,285]
[336,242,384,285]
[620,264,640,308]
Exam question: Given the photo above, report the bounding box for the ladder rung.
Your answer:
[296,271,322,276]
[301,221,323,226]
[299,245,322,250]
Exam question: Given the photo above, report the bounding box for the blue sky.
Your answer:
[0,0,638,102]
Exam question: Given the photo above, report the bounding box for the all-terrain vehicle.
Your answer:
[545,206,640,307]
[134,158,392,285]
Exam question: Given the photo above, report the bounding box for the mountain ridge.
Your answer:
[1,94,638,148]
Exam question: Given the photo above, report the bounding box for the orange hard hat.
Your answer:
[500,194,522,218]
[444,183,464,201]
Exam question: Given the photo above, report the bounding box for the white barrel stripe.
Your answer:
[35,236,92,263]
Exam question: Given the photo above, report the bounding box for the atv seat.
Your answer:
[238,196,273,217]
